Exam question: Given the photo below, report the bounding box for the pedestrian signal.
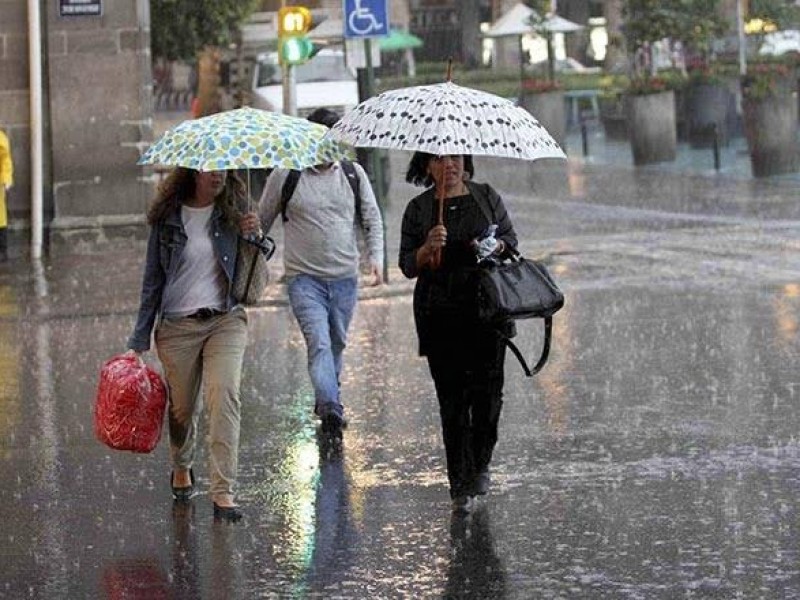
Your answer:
[278,6,314,65]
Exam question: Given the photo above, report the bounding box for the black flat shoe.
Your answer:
[171,468,195,502]
[213,503,243,523]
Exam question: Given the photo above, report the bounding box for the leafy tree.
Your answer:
[622,0,684,53]
[150,0,260,115]
[150,0,259,61]
[623,0,729,76]
[748,0,800,30]
[678,0,729,60]
[526,0,559,81]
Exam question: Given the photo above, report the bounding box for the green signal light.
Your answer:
[280,37,314,65]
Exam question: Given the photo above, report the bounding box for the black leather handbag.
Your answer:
[475,251,564,376]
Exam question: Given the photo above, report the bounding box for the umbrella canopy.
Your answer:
[138,106,349,171]
[379,29,424,52]
[328,81,566,161]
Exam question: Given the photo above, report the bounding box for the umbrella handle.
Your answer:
[430,185,445,269]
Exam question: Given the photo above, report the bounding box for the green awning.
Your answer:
[379,29,423,52]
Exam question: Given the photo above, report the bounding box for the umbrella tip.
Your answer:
[446,58,453,82]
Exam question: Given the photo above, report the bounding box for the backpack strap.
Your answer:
[340,160,363,226]
[280,161,363,225]
[280,169,302,223]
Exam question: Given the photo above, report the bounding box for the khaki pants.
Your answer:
[155,308,248,504]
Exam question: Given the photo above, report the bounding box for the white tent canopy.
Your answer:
[483,2,583,38]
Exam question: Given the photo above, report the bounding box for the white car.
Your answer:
[250,48,360,118]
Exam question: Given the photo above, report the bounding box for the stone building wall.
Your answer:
[0,0,33,228]
[0,0,154,252]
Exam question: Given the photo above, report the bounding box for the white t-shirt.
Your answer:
[162,204,226,317]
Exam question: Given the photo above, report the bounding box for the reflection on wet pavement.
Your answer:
[3,159,800,597]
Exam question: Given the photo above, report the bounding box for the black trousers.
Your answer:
[426,325,506,498]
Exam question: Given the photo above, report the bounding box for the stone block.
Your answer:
[54,174,151,218]
[0,91,30,126]
[101,0,139,27]
[66,29,118,54]
[48,32,68,55]
[0,1,28,30]
[5,34,29,62]
[119,29,148,53]
[0,57,28,90]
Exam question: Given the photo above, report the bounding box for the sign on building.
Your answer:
[59,0,102,17]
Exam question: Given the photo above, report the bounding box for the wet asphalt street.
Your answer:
[4,147,800,599]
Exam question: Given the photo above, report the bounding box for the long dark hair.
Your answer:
[146,167,247,225]
[405,152,475,187]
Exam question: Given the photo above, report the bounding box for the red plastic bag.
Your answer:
[94,353,167,453]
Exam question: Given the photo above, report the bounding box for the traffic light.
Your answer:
[278,6,314,65]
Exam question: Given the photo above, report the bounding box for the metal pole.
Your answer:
[712,123,721,171]
[28,0,44,261]
[282,64,297,116]
[737,0,747,76]
[581,119,589,156]
[363,38,389,283]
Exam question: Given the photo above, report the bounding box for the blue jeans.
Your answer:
[287,274,358,419]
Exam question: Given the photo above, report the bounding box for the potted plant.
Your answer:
[624,74,680,164]
[518,77,566,147]
[673,0,732,148]
[741,62,800,176]
[621,0,684,165]
[684,61,736,148]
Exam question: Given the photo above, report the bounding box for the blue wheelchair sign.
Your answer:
[343,0,389,38]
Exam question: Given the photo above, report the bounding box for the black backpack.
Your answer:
[280,160,362,224]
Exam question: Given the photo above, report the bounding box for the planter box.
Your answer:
[625,91,677,165]
[685,82,734,148]
[519,91,566,149]
[742,85,800,177]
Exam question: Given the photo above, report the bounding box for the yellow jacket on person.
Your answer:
[0,130,12,229]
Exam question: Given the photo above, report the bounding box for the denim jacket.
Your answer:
[127,204,240,352]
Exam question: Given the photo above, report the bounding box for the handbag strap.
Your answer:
[499,316,552,377]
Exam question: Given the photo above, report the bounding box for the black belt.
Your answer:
[185,308,227,320]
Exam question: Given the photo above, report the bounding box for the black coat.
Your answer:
[398,181,518,356]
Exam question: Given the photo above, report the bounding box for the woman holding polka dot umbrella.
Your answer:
[330,70,566,514]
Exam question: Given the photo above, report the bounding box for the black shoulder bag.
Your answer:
[472,187,565,376]
[475,250,564,376]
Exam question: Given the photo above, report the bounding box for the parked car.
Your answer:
[250,48,360,118]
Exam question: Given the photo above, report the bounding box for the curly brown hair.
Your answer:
[146,167,248,226]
